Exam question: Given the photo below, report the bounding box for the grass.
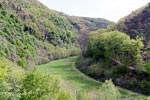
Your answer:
[39,56,149,99]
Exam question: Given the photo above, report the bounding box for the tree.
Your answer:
[87,31,144,68]
[78,30,89,57]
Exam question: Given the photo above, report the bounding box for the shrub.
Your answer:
[89,63,104,77]
[0,58,24,100]
[103,68,114,78]
[128,78,137,88]
[17,57,27,68]
[7,67,25,100]
[144,61,150,75]
[56,91,75,100]
[0,58,11,81]
[141,80,150,90]
[21,69,60,100]
[98,80,121,100]
[76,90,90,100]
[39,57,50,65]
[118,65,129,74]
[21,69,75,100]
[0,81,12,100]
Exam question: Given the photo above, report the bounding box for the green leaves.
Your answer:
[87,31,144,67]
[0,58,75,100]
[0,58,11,82]
[99,80,121,100]
[21,69,75,100]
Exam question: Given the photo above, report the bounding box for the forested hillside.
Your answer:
[67,16,112,32]
[114,3,150,42]
[0,0,112,69]
[0,0,115,100]
[3,0,150,99]
[76,2,150,96]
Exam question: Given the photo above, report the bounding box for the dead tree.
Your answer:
[78,30,89,57]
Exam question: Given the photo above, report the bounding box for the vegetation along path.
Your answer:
[39,57,149,99]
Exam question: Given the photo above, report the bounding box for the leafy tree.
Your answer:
[87,31,144,68]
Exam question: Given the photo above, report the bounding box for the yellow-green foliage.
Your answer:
[55,91,75,100]
[0,58,25,100]
[21,69,75,100]
[0,58,11,81]
[50,46,81,60]
[0,58,75,100]
[99,80,121,100]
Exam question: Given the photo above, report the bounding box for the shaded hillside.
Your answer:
[0,0,112,68]
[115,3,150,42]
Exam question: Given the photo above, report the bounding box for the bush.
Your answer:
[0,81,12,100]
[76,90,90,100]
[118,65,129,74]
[50,46,80,60]
[17,57,27,68]
[0,58,75,100]
[21,69,60,100]
[0,58,11,81]
[76,56,94,71]
[56,91,75,100]
[21,69,75,100]
[7,67,25,100]
[0,58,24,100]
[98,80,121,100]
[89,63,104,77]
[144,61,150,75]
[128,78,137,88]
[141,80,150,90]
[38,57,50,65]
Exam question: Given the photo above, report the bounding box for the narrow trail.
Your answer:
[39,57,149,99]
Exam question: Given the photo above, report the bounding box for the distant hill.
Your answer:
[0,0,112,68]
[67,16,112,32]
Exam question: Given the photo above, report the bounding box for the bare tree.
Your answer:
[78,30,89,57]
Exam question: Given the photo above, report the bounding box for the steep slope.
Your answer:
[67,16,112,32]
[115,3,150,42]
[0,0,112,68]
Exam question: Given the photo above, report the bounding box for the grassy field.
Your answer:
[39,56,148,99]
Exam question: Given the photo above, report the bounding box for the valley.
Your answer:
[0,0,150,100]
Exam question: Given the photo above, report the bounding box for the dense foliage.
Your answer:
[76,30,150,95]
[0,57,133,100]
[0,58,76,100]
[0,0,111,69]
[76,4,150,95]
[112,3,150,42]
[87,31,144,67]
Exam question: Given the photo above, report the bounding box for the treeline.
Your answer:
[76,28,150,95]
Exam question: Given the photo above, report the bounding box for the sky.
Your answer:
[38,0,150,22]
